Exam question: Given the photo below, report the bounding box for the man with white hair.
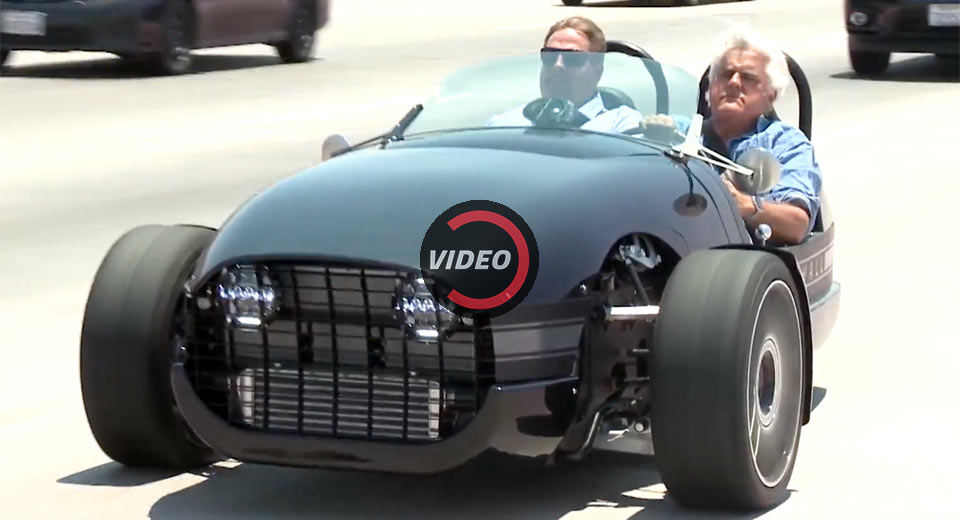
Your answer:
[666,28,823,245]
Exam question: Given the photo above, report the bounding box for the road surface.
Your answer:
[1,0,959,518]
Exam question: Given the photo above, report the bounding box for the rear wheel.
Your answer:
[650,249,805,511]
[849,47,890,76]
[80,224,219,469]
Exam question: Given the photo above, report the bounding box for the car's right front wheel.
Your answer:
[650,249,806,511]
[80,224,219,470]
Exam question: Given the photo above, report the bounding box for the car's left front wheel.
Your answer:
[650,249,806,511]
[80,224,219,469]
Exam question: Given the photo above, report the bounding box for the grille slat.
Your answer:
[184,262,491,444]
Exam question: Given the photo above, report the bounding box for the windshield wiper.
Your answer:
[333,104,424,157]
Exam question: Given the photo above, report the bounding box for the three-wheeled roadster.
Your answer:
[79,41,839,512]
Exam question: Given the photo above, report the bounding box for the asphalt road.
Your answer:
[1,0,959,518]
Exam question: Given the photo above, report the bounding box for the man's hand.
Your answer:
[640,114,682,144]
[721,172,811,245]
[722,176,757,218]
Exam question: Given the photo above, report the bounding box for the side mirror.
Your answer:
[729,148,782,195]
[322,134,351,161]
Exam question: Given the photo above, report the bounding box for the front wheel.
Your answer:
[80,224,219,469]
[849,47,890,76]
[275,0,317,63]
[650,249,806,511]
[145,0,193,75]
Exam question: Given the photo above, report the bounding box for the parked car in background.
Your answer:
[0,0,331,74]
[845,0,960,75]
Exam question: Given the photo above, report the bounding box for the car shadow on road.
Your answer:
[0,52,318,80]
[831,54,958,84]
[58,462,191,487]
[136,451,780,520]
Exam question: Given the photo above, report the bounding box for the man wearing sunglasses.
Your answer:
[487,16,643,132]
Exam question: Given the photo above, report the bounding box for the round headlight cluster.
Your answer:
[394,278,461,341]
[217,266,279,329]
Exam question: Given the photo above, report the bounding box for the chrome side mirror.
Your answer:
[322,134,351,161]
[730,148,782,195]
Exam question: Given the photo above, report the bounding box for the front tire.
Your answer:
[275,0,317,63]
[80,224,219,469]
[650,249,806,511]
[146,0,193,75]
[849,47,890,76]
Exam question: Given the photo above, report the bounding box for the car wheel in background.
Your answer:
[80,224,220,469]
[276,0,317,63]
[849,48,890,76]
[650,249,805,511]
[146,0,194,75]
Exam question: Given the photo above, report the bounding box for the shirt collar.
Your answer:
[729,113,776,146]
[577,91,607,119]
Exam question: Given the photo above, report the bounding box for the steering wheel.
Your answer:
[522,98,590,129]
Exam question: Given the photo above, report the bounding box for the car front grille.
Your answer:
[181,262,494,443]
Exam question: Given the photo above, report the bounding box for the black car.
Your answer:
[0,0,330,74]
[845,0,960,75]
[77,43,840,512]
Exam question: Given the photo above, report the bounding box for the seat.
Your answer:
[599,87,636,110]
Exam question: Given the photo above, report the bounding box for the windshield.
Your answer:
[403,51,702,146]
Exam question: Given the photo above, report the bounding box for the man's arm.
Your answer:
[726,128,823,245]
[723,179,812,244]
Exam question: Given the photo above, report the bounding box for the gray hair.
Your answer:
[708,26,790,104]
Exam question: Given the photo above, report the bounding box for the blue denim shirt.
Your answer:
[675,114,823,235]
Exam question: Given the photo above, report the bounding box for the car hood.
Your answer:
[191,142,729,304]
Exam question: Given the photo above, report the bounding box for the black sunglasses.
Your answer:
[540,47,595,68]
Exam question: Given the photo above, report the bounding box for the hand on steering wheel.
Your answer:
[625,114,685,144]
[522,98,590,129]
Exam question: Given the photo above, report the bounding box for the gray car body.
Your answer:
[190,128,752,309]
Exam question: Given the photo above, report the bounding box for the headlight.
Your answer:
[217,266,279,329]
[394,277,461,341]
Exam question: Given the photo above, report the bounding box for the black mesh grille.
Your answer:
[181,262,494,443]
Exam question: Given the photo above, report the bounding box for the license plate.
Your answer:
[1,10,47,36]
[929,4,960,27]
